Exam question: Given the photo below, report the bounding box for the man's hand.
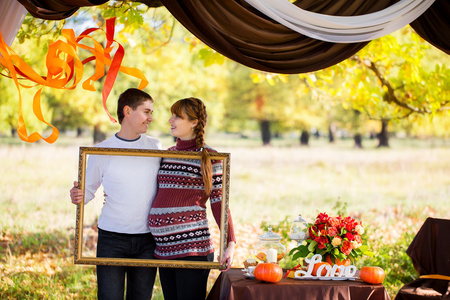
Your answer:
[70,181,84,205]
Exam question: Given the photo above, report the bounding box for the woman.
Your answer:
[148,97,236,300]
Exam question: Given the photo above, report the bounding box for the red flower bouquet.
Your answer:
[289,212,373,264]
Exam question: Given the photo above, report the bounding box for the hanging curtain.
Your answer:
[16,0,108,20]
[243,0,435,43]
[11,0,450,73]
[410,0,450,54]
[160,0,448,73]
[0,0,27,46]
[159,0,396,74]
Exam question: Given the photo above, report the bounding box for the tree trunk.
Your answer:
[93,124,106,145]
[259,120,271,146]
[300,130,309,146]
[77,127,83,137]
[354,133,363,148]
[377,120,390,147]
[328,124,335,143]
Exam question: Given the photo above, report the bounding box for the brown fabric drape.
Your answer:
[160,0,450,73]
[16,0,107,20]
[394,217,450,300]
[410,0,450,55]
[160,0,398,74]
[14,0,450,73]
[406,218,450,277]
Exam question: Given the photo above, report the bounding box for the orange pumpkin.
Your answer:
[312,262,331,276]
[254,263,283,283]
[326,255,351,266]
[359,266,385,284]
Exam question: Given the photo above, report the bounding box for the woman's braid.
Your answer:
[194,100,207,149]
[190,98,212,196]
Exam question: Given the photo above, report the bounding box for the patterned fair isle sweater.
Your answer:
[148,138,236,259]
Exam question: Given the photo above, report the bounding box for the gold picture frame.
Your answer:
[74,147,231,269]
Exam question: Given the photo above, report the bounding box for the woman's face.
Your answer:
[169,110,198,140]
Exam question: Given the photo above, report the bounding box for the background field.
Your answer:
[1,134,449,299]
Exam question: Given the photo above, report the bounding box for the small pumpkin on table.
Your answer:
[254,263,283,283]
[359,266,386,284]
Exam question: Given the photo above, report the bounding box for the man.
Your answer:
[70,88,161,299]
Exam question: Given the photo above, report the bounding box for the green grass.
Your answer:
[220,140,450,224]
[1,134,449,299]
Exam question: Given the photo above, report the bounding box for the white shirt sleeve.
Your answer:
[84,154,102,205]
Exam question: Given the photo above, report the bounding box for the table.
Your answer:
[207,269,390,300]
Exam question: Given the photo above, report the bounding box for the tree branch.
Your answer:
[366,61,433,114]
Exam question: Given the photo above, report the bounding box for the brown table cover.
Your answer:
[207,268,390,300]
[395,217,450,300]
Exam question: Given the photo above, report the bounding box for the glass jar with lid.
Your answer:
[254,225,286,264]
[289,214,309,245]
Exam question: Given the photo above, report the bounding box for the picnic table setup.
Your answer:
[208,212,390,300]
[208,216,450,300]
[207,267,389,300]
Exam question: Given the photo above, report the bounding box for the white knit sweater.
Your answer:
[84,134,162,234]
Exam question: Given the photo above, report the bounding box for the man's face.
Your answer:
[127,100,154,134]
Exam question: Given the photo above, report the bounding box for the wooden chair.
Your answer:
[395,217,450,299]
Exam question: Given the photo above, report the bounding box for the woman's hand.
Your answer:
[220,241,236,272]
[70,181,84,205]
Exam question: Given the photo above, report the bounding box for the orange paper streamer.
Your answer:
[0,17,148,143]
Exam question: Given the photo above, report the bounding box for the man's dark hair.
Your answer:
[117,89,153,124]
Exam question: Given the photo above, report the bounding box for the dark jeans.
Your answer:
[96,228,157,300]
[159,253,214,300]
